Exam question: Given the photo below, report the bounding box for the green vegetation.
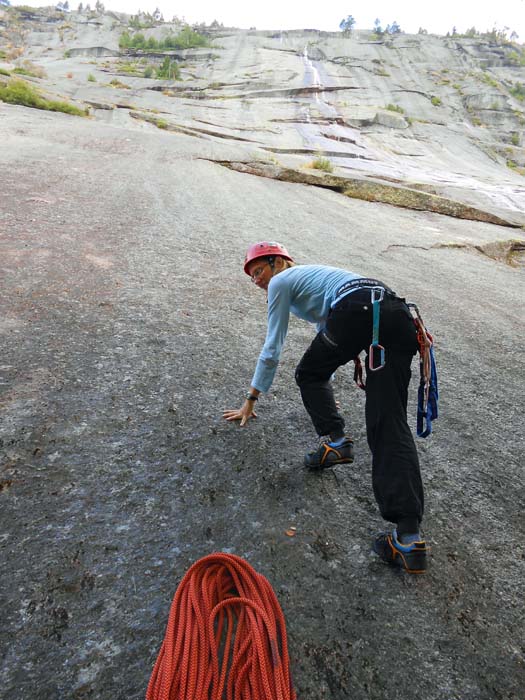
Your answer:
[87,73,96,82]
[482,72,499,88]
[0,51,7,60]
[156,56,180,80]
[119,26,209,50]
[339,15,356,36]
[155,118,168,129]
[0,78,87,116]
[13,66,42,78]
[510,82,525,102]
[450,26,519,44]
[111,59,154,79]
[385,21,402,34]
[386,103,404,113]
[129,18,153,30]
[430,95,442,106]
[265,154,282,166]
[372,18,402,36]
[507,161,525,176]
[507,50,525,66]
[513,110,525,127]
[128,11,163,30]
[0,68,10,76]
[109,78,130,88]
[12,61,46,79]
[310,157,334,173]
[511,133,520,146]
[12,67,32,76]
[115,61,143,75]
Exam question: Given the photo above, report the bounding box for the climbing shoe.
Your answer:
[303,436,354,470]
[373,530,428,574]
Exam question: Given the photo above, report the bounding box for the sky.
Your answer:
[12,1,525,40]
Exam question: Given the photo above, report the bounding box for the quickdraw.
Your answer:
[353,286,386,388]
[407,303,438,438]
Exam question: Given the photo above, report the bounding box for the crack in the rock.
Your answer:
[162,85,361,101]
[194,119,282,134]
[129,112,260,142]
[261,45,299,55]
[392,88,434,98]
[321,133,364,147]
[262,147,373,160]
[211,159,521,228]
[454,239,525,266]
[382,244,433,253]
[270,117,347,126]
[383,240,525,267]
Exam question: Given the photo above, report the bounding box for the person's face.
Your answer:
[248,259,273,290]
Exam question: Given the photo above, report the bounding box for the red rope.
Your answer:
[146,553,296,700]
[415,320,434,399]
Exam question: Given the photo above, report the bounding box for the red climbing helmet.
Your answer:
[243,241,294,275]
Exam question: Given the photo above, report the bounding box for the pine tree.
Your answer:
[339,15,356,36]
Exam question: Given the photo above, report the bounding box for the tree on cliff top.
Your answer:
[339,15,356,35]
[386,21,402,34]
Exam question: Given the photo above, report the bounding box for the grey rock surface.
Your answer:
[1,9,524,700]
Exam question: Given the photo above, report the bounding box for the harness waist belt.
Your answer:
[332,278,396,307]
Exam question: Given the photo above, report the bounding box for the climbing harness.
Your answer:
[368,287,386,372]
[146,552,296,700]
[408,303,439,438]
[333,279,391,382]
[332,278,395,307]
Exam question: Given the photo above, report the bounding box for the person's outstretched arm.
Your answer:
[222,387,260,426]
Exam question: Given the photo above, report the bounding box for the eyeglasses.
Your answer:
[250,263,269,281]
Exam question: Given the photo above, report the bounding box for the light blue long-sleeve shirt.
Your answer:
[250,265,361,392]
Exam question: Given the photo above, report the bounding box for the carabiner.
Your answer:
[368,342,385,371]
[368,287,386,372]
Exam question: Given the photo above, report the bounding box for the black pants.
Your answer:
[295,288,424,525]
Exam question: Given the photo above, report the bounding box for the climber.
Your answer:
[223,241,430,574]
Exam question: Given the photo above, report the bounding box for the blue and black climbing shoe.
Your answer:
[304,436,354,470]
[373,530,428,574]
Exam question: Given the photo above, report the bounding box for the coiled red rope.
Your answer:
[146,553,296,700]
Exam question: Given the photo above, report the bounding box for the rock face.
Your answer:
[1,10,525,700]
[1,9,525,224]
[67,47,120,57]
